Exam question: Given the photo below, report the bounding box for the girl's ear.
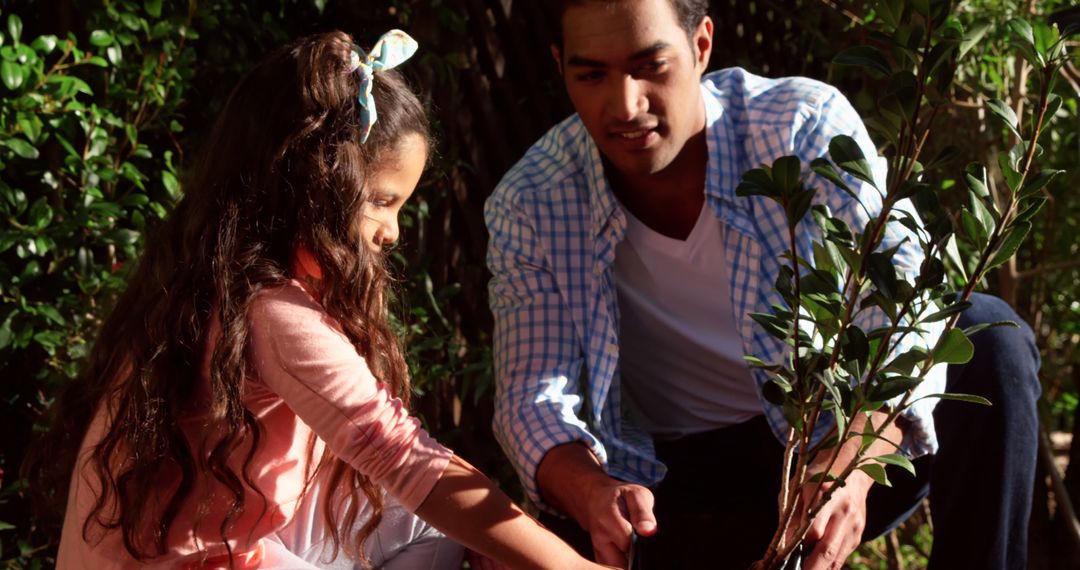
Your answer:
[293,245,324,280]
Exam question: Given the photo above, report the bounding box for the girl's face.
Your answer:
[358,133,427,253]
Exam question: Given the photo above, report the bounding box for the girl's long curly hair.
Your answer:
[27,30,430,564]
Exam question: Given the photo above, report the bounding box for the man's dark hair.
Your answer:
[553,0,710,48]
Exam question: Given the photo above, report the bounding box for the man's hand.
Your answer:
[789,471,872,570]
[785,411,903,570]
[537,443,657,568]
[580,477,656,567]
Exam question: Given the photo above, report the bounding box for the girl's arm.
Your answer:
[247,283,609,569]
[416,454,612,570]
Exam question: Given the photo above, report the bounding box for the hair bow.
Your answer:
[348,29,419,143]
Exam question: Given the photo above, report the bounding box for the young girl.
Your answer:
[30,30,609,570]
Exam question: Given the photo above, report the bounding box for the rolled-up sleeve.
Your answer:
[485,183,605,509]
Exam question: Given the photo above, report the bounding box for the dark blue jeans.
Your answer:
[539,294,1041,569]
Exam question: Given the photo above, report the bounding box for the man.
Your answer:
[484,1,1040,568]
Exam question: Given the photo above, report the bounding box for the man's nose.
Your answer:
[608,75,647,122]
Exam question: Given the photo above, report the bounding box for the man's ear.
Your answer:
[551,44,564,75]
[694,16,714,71]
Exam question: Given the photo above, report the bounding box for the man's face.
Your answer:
[558,0,712,178]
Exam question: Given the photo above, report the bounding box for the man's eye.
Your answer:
[575,70,604,82]
[637,60,668,76]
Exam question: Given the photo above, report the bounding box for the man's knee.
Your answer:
[951,292,1040,404]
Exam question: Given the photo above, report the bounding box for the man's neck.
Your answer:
[608,129,709,241]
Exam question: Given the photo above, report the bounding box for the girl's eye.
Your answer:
[368,196,393,208]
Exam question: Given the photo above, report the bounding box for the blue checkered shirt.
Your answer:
[485,68,945,509]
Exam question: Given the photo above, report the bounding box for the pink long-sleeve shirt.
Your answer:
[57,279,452,568]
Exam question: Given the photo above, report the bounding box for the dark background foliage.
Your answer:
[0,0,1076,567]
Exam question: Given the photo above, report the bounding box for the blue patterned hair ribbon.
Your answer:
[348,30,419,143]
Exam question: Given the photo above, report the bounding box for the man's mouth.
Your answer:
[618,130,650,139]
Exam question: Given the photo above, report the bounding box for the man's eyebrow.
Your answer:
[565,41,672,68]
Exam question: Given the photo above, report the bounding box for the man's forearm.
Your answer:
[536,442,613,524]
[811,410,903,479]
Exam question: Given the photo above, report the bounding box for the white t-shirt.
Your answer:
[614,202,761,440]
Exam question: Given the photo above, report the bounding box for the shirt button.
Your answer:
[606,343,618,356]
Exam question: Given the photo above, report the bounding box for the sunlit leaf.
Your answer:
[0,61,23,90]
[858,463,891,486]
[919,392,992,406]
[7,14,22,45]
[932,329,974,365]
[963,163,990,198]
[89,30,113,47]
[829,135,878,189]
[874,453,916,476]
[986,99,1021,139]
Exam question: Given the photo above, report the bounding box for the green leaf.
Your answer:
[89,30,113,47]
[958,209,987,249]
[921,392,992,406]
[998,149,1021,190]
[162,170,180,198]
[874,453,916,476]
[883,346,929,375]
[842,325,869,365]
[959,21,991,60]
[963,163,990,198]
[810,157,859,203]
[85,56,108,67]
[916,256,945,288]
[106,45,123,65]
[923,145,961,173]
[858,462,892,486]
[866,251,898,300]
[37,305,64,325]
[7,14,21,45]
[144,0,163,18]
[987,99,1021,139]
[833,45,892,76]
[963,320,1018,337]
[1006,18,1042,66]
[1,60,22,90]
[3,137,39,159]
[971,194,998,237]
[785,189,814,228]
[921,300,971,323]
[30,34,57,54]
[870,375,922,402]
[985,221,1031,271]
[829,135,878,189]
[874,0,905,30]
[750,312,791,341]
[0,314,13,350]
[1016,197,1045,223]
[16,113,42,143]
[932,328,974,365]
[1019,169,1062,199]
[763,379,791,405]
[772,155,802,193]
